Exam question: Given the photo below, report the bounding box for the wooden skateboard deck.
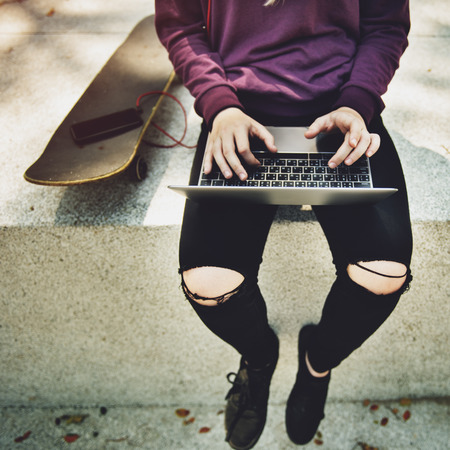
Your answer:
[24,15,174,186]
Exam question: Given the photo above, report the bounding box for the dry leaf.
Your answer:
[14,431,31,443]
[63,434,79,443]
[175,408,190,418]
[183,417,195,426]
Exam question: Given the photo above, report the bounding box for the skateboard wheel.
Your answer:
[133,155,148,181]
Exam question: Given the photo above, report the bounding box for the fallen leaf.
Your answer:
[314,438,323,445]
[217,409,224,415]
[55,414,89,425]
[183,417,195,425]
[14,431,31,443]
[370,404,379,411]
[316,431,322,439]
[400,398,411,406]
[175,408,190,418]
[392,408,399,414]
[66,414,89,425]
[46,8,55,16]
[357,442,378,450]
[199,427,211,433]
[403,410,411,421]
[362,399,371,407]
[63,434,79,443]
[380,417,389,426]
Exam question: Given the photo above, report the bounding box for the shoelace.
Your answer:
[225,370,252,442]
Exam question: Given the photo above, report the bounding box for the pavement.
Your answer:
[0,1,449,449]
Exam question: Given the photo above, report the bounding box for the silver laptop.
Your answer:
[168,127,396,205]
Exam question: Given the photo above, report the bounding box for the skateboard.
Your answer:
[24,15,174,186]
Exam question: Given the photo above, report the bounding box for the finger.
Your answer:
[366,133,380,157]
[211,137,233,179]
[346,119,365,149]
[251,124,278,153]
[203,134,215,174]
[328,131,353,168]
[344,131,371,165]
[235,132,261,169]
[305,115,334,138]
[221,133,249,180]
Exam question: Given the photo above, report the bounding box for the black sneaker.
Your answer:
[285,324,331,445]
[224,336,279,450]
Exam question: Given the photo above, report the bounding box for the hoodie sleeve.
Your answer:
[333,0,410,124]
[155,0,244,128]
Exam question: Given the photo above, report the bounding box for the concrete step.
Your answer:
[0,0,449,411]
[1,399,449,449]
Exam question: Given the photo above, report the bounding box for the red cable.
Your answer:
[136,91,196,149]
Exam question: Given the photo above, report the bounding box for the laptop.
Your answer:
[168,127,397,205]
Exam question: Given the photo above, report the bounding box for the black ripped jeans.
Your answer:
[179,116,413,371]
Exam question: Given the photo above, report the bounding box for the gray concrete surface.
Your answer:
[0,0,449,448]
[1,399,449,449]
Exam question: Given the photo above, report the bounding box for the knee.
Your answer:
[181,266,245,306]
[347,260,409,295]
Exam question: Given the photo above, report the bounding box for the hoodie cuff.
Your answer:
[333,86,384,125]
[194,85,245,129]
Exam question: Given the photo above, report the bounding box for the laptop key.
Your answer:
[354,182,371,188]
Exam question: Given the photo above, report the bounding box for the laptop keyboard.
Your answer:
[199,153,373,188]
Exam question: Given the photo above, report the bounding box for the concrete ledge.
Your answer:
[1,0,449,409]
[1,220,448,408]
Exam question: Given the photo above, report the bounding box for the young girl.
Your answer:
[155,1,412,448]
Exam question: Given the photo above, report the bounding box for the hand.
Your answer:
[204,108,277,180]
[304,107,380,168]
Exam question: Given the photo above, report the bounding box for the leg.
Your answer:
[286,116,413,444]
[309,116,413,372]
[179,126,279,449]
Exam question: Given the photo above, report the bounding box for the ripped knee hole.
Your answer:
[181,266,245,305]
[347,260,410,295]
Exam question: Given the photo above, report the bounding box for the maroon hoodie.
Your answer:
[155,0,409,127]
